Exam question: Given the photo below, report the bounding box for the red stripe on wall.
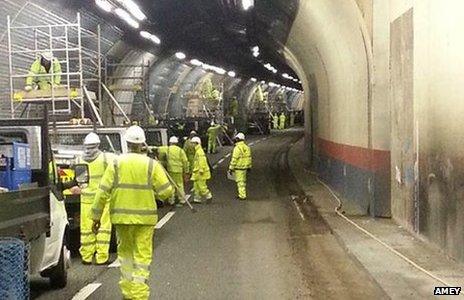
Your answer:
[318,138,390,173]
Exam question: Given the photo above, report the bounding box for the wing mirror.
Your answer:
[73,164,89,185]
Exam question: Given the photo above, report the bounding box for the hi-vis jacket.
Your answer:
[26,58,62,86]
[157,145,189,174]
[92,153,174,225]
[191,145,211,181]
[229,141,252,170]
[80,152,116,204]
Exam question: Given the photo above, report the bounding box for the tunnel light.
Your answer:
[250,77,257,82]
[116,0,146,21]
[260,80,265,84]
[190,59,203,66]
[293,78,298,82]
[95,0,113,12]
[115,8,140,28]
[252,46,260,57]
[140,31,161,44]
[227,71,236,78]
[175,52,186,60]
[214,67,226,75]
[242,0,254,11]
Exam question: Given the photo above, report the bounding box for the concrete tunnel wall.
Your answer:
[283,0,464,262]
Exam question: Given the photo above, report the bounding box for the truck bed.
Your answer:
[0,187,50,241]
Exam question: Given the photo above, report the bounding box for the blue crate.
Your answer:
[0,143,32,191]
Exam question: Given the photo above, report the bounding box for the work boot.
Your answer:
[193,198,202,204]
[206,197,212,204]
[81,260,92,265]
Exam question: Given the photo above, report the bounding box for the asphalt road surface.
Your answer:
[31,130,388,299]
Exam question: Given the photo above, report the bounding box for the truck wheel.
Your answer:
[49,244,68,289]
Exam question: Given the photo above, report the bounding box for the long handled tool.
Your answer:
[164,170,197,213]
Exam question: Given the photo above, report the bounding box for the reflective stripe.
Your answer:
[117,183,152,190]
[121,271,132,281]
[81,241,96,246]
[81,191,96,197]
[147,159,154,186]
[111,208,157,215]
[96,240,110,245]
[81,231,94,236]
[113,159,119,188]
[103,153,108,169]
[133,275,148,284]
[134,262,150,271]
[99,184,111,192]
[157,182,171,193]
[97,229,112,235]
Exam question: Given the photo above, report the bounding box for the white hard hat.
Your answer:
[235,133,245,140]
[84,132,100,145]
[169,136,179,144]
[190,130,197,135]
[41,51,53,61]
[125,125,146,144]
[191,137,201,145]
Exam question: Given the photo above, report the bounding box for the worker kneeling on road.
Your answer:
[191,136,213,204]
[92,125,174,300]
[158,136,189,207]
[228,133,252,200]
[77,133,116,265]
[25,51,62,91]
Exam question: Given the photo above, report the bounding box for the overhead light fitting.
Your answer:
[175,52,186,60]
[250,77,257,82]
[140,30,161,44]
[190,59,203,66]
[115,8,140,28]
[116,0,146,21]
[227,71,236,78]
[252,46,260,57]
[95,0,113,12]
[242,0,254,11]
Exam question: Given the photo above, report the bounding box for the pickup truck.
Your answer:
[49,125,168,249]
[0,117,70,289]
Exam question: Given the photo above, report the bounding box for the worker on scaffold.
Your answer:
[25,51,62,91]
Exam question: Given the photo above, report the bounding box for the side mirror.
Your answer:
[73,164,89,185]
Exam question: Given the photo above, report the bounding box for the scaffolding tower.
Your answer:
[6,8,104,122]
[104,59,150,123]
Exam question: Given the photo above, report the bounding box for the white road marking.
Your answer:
[293,200,306,220]
[217,158,225,165]
[224,153,231,158]
[108,259,121,268]
[155,211,176,229]
[71,283,102,300]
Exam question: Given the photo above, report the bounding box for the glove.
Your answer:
[92,220,101,234]
[24,85,32,92]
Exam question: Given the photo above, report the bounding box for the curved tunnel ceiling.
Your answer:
[77,0,302,89]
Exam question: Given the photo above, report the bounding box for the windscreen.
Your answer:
[52,133,123,154]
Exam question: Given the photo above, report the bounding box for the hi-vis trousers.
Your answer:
[80,202,111,264]
[116,225,155,300]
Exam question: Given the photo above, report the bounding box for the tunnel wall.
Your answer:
[285,0,391,216]
[286,0,464,262]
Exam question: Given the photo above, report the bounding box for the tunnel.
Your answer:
[0,0,463,299]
